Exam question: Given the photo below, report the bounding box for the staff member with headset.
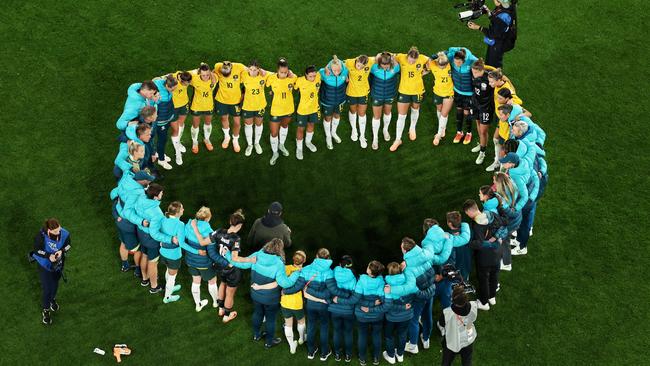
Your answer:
[31,218,71,325]
[467,0,517,68]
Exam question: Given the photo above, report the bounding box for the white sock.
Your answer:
[349,112,357,134]
[203,124,213,141]
[190,126,199,144]
[323,121,332,138]
[297,322,306,340]
[409,108,420,131]
[279,126,288,145]
[171,135,181,151]
[191,283,201,306]
[254,124,263,144]
[284,325,294,343]
[221,127,229,140]
[306,131,314,145]
[296,138,303,150]
[270,136,279,153]
[233,135,239,144]
[436,110,441,120]
[493,138,501,161]
[179,125,185,138]
[439,116,448,135]
[372,118,380,142]
[208,282,218,304]
[244,125,253,146]
[332,117,340,135]
[383,113,392,133]
[395,114,407,141]
[359,115,367,139]
[164,272,176,299]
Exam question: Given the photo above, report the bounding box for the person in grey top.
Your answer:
[247,202,292,251]
[437,286,478,366]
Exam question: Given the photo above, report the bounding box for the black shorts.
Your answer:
[454,92,473,109]
[474,107,494,125]
[219,266,242,287]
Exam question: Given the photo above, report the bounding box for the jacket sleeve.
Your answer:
[529,167,540,202]
[282,276,306,295]
[178,227,199,255]
[305,283,331,300]
[148,212,172,243]
[282,225,292,248]
[276,264,300,288]
[450,223,471,248]
[482,11,511,40]
[336,291,361,305]
[114,144,133,173]
[431,237,453,265]
[514,176,529,211]
[33,232,48,258]
[365,297,390,314]
[246,220,258,247]
[416,283,437,299]
[227,251,256,269]
[325,278,352,297]
[116,109,136,131]
[122,195,144,226]
[207,244,229,268]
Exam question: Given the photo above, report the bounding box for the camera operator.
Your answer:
[30,218,71,325]
[437,286,478,366]
[467,0,517,68]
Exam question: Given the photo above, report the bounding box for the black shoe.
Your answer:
[134,267,142,278]
[253,331,267,341]
[140,279,150,287]
[308,348,319,360]
[320,350,332,361]
[42,309,52,325]
[264,337,282,349]
[149,285,163,294]
[335,353,341,362]
[120,262,130,272]
[49,299,59,312]
[345,354,352,363]
[372,357,379,365]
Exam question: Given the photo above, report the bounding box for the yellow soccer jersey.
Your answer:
[280,265,303,310]
[345,57,375,97]
[190,71,216,112]
[494,80,523,112]
[266,73,297,116]
[429,63,454,97]
[172,71,190,108]
[396,53,429,95]
[241,72,268,111]
[295,74,321,115]
[214,62,246,105]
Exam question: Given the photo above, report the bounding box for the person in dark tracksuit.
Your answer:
[445,212,472,281]
[467,0,517,68]
[31,218,71,325]
[152,74,178,171]
[325,255,357,362]
[334,260,385,366]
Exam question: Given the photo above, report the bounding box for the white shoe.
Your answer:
[488,297,497,306]
[332,132,342,144]
[326,137,333,150]
[289,340,298,354]
[486,160,500,172]
[395,353,404,363]
[529,227,534,237]
[420,335,430,349]
[278,144,290,156]
[477,300,490,311]
[298,334,306,345]
[254,143,263,155]
[175,153,183,166]
[305,142,317,152]
[351,130,358,142]
[383,130,390,142]
[178,143,186,153]
[471,144,481,153]
[245,145,253,156]
[511,246,528,256]
[500,263,512,271]
[296,148,303,160]
[157,160,172,170]
[372,140,379,150]
[475,151,486,165]
[270,152,279,166]
[163,155,172,163]
[360,138,368,149]
[195,299,209,312]
[404,343,419,354]
[496,283,501,292]
[510,238,520,248]
[382,351,396,365]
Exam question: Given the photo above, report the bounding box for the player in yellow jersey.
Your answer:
[266,58,297,166]
[294,65,321,160]
[189,63,217,154]
[391,47,430,152]
[344,55,374,148]
[214,61,246,153]
[166,71,193,165]
[428,52,455,146]
[486,68,523,171]
[240,60,269,157]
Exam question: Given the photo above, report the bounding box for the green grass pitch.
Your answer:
[0,0,647,365]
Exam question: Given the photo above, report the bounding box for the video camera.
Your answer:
[454,0,488,22]
[441,264,475,295]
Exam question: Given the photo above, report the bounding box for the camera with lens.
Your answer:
[454,0,487,22]
[441,264,475,295]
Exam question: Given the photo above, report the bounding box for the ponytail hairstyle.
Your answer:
[387,262,402,275]
[471,58,486,71]
[340,255,354,269]
[494,172,518,208]
[497,87,513,100]
[145,183,163,199]
[379,51,392,66]
[195,206,212,221]
[292,250,307,266]
[356,55,369,66]
[480,185,503,207]
[262,238,286,263]
[422,218,439,234]
[407,46,420,59]
[277,57,289,69]
[436,52,449,66]
[178,71,192,84]
[453,49,466,61]
[43,218,61,231]
[316,248,330,259]
[166,201,183,218]
[198,62,211,72]
[488,68,504,81]
[127,140,143,158]
[164,73,178,88]
[229,209,245,226]
[329,55,342,74]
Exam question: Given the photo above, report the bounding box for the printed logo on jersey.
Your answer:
[481,83,487,90]
[416,64,421,69]
[315,82,320,88]
[233,75,239,80]
[364,67,369,71]
[259,80,265,86]
[288,84,294,90]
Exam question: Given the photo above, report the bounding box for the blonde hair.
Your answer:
[317,248,330,259]
[195,206,212,220]
[127,140,143,157]
[407,46,420,59]
[293,250,307,266]
[494,172,517,208]
[263,238,285,262]
[488,68,504,81]
[330,55,342,72]
[436,52,449,66]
